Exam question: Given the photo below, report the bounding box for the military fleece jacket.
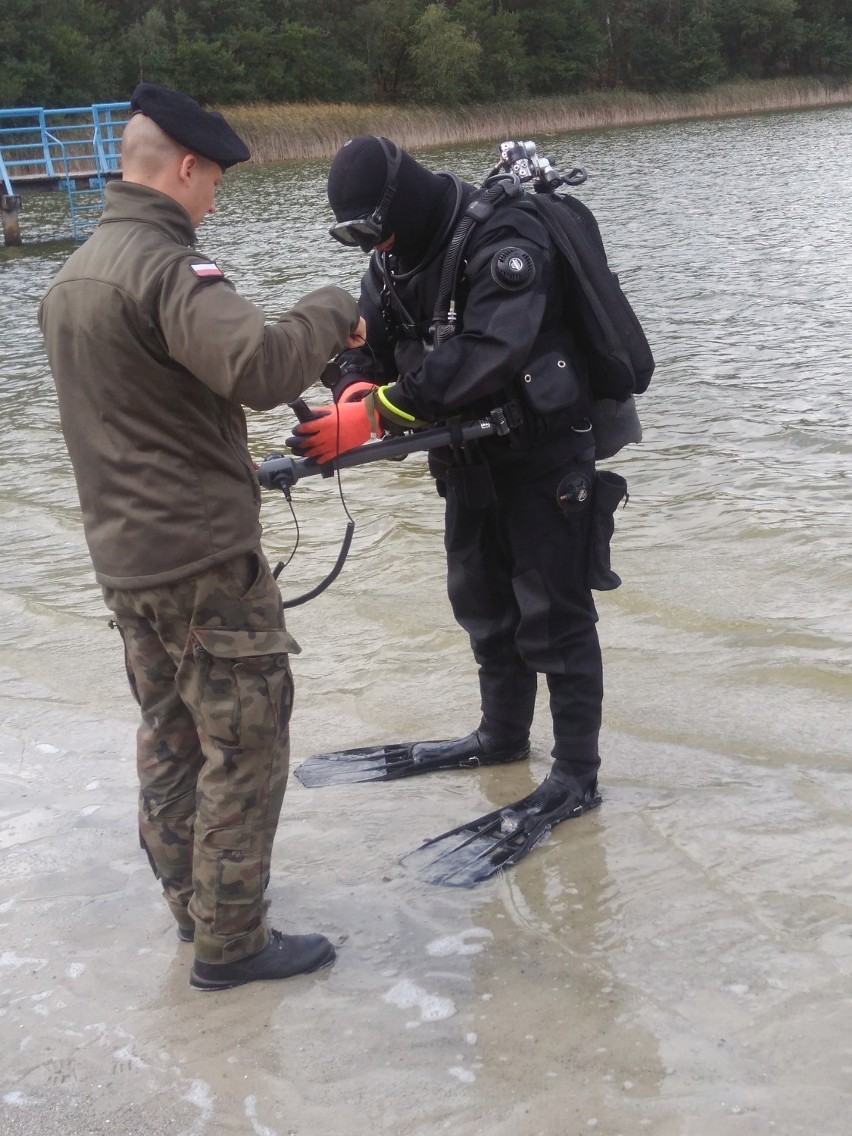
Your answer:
[39,180,357,589]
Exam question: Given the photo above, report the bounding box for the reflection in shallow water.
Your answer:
[1,107,851,1135]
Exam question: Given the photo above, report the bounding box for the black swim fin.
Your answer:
[401,773,601,887]
[293,731,529,788]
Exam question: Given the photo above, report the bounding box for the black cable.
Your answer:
[271,493,300,580]
[273,369,373,605]
[280,519,355,609]
[331,337,382,530]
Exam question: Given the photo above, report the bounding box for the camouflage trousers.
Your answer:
[103,550,298,964]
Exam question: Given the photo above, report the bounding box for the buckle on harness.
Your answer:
[490,402,524,435]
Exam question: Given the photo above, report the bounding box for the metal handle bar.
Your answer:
[258,409,509,494]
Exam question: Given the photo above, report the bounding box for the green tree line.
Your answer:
[2,0,852,108]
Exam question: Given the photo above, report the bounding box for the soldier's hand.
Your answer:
[345,317,367,349]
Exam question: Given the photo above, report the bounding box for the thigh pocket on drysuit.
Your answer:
[587,471,629,591]
[183,628,299,748]
[554,466,595,596]
[444,462,496,509]
[431,446,495,509]
[556,467,629,590]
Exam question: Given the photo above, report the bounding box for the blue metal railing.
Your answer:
[0,102,130,195]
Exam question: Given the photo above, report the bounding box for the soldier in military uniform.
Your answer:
[39,84,365,990]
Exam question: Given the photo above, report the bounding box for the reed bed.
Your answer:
[223,78,852,164]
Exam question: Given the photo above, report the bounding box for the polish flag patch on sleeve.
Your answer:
[189,261,225,279]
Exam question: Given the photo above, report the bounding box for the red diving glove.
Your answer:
[289,391,383,463]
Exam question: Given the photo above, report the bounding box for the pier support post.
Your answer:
[1,194,22,246]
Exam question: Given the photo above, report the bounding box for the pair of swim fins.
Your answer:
[293,735,601,887]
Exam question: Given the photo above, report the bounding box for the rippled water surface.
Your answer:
[1,108,851,1135]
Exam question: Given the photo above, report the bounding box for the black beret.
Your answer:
[130,83,250,169]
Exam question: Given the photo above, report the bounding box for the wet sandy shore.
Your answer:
[2,630,851,1136]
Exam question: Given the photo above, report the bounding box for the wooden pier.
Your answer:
[0,102,130,245]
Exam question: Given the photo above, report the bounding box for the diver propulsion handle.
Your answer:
[258,412,505,494]
[289,398,317,423]
[262,406,508,609]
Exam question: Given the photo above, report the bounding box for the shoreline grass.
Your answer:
[224,77,852,164]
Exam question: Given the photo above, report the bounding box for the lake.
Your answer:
[1,106,850,1136]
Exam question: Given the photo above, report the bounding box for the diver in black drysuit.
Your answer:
[291,136,616,880]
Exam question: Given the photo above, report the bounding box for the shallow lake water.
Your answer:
[1,106,850,1135]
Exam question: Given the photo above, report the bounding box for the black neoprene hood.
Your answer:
[327,136,394,221]
[327,135,453,264]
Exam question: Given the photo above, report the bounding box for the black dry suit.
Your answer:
[331,169,618,788]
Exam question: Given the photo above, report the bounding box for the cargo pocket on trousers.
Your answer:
[109,620,143,707]
[186,628,299,748]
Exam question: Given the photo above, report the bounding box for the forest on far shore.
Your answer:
[2,0,852,110]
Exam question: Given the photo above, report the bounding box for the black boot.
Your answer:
[189,929,335,991]
[545,764,600,802]
[477,664,537,746]
[409,729,530,771]
[586,470,628,591]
